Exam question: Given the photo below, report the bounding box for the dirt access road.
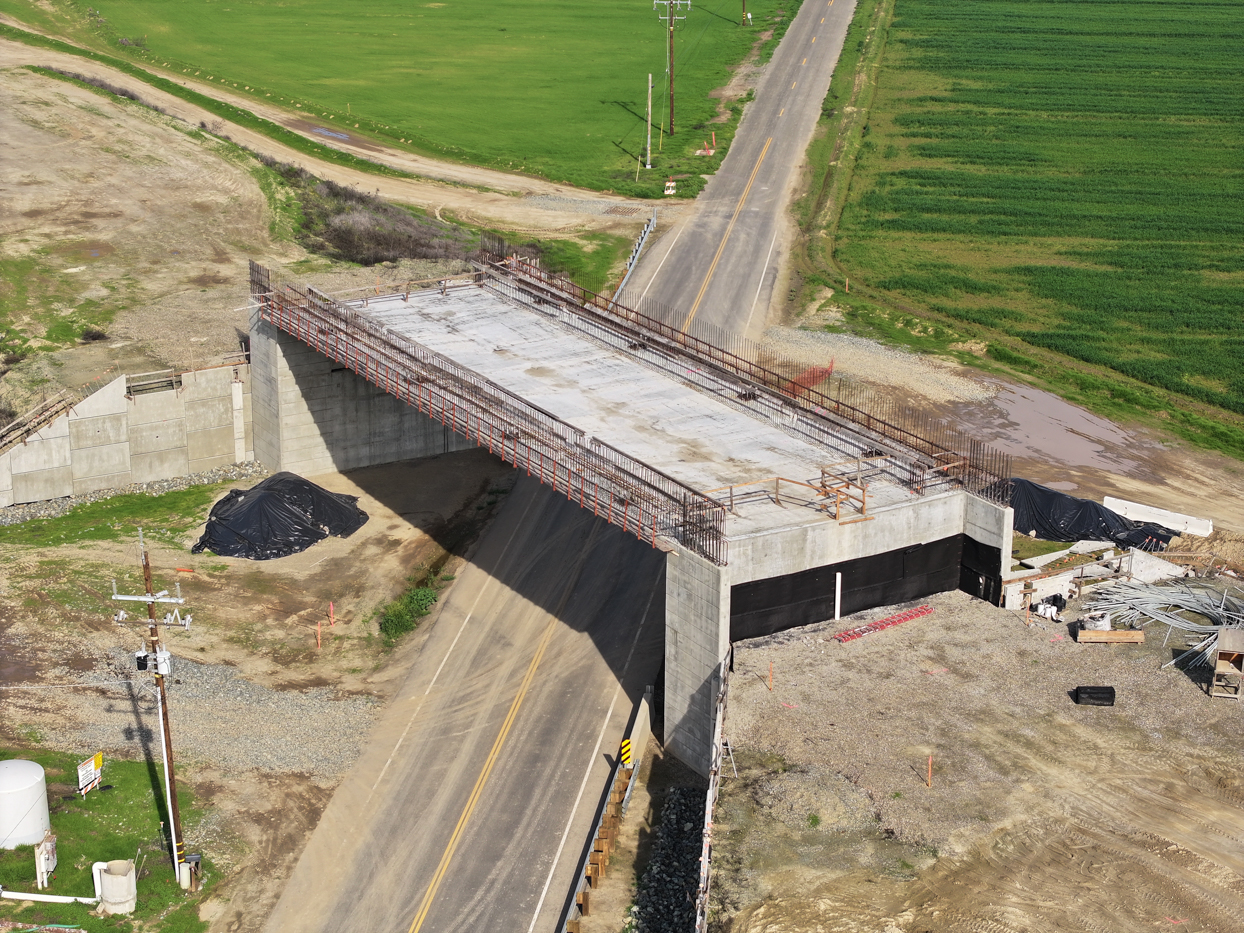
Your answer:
[0,30,649,235]
[713,588,1244,933]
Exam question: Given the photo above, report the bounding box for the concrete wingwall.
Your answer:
[665,546,731,774]
[0,366,252,509]
[249,308,474,475]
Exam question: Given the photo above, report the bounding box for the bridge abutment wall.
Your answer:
[250,308,473,474]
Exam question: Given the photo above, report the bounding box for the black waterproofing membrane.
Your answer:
[191,472,369,560]
[1003,478,1174,550]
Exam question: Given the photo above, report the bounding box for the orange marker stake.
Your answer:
[768,661,773,691]
[927,755,933,788]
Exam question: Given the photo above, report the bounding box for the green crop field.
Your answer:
[824,0,1244,419]
[1,0,800,197]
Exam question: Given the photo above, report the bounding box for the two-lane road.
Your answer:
[265,477,664,933]
[625,0,856,336]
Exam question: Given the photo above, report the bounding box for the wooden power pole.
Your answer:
[654,0,691,135]
[112,529,191,879]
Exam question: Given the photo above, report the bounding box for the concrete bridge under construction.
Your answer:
[248,257,1014,773]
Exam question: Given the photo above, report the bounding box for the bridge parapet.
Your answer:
[249,261,728,564]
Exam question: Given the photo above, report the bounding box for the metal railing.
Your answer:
[484,254,1012,506]
[250,261,728,565]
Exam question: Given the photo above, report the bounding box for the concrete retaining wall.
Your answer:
[249,308,474,475]
[665,547,731,774]
[0,366,252,508]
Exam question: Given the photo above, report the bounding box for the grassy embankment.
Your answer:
[0,749,210,932]
[0,0,801,198]
[794,0,1244,458]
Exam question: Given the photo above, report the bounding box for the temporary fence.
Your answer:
[249,261,728,565]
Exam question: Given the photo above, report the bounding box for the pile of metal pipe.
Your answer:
[1081,579,1244,668]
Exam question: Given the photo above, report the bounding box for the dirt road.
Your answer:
[0,33,649,235]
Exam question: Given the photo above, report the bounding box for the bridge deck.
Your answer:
[350,286,925,538]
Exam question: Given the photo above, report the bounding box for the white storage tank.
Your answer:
[0,759,51,848]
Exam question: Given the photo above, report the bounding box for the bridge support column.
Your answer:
[665,546,730,777]
[249,307,473,475]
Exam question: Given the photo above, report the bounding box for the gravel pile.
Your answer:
[34,649,379,780]
[0,461,267,527]
[631,786,704,933]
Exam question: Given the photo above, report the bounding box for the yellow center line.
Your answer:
[821,16,825,21]
[813,36,817,41]
[780,108,785,116]
[802,57,807,64]
[791,81,797,88]
[680,137,773,334]
[406,614,560,933]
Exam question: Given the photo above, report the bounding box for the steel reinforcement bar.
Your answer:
[249,261,727,565]
[486,255,1012,505]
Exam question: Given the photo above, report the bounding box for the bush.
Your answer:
[378,585,438,640]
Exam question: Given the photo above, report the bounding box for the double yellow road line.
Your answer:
[406,615,560,933]
[681,136,773,333]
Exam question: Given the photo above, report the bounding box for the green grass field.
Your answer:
[2,0,799,196]
[826,0,1244,418]
[0,749,209,932]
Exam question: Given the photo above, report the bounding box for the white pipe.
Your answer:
[92,861,108,900]
[835,572,842,620]
[1,888,98,906]
[157,688,180,873]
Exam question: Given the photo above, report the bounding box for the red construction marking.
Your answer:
[780,702,798,709]
[175,568,195,573]
[832,605,934,643]
[783,363,835,398]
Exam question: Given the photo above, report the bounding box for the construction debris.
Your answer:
[1079,580,1244,671]
[831,605,933,643]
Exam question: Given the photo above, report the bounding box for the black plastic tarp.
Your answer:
[1003,478,1174,550]
[191,472,369,560]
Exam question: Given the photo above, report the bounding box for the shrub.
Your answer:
[378,585,438,640]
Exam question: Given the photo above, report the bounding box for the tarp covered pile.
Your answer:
[1005,479,1175,550]
[192,472,369,560]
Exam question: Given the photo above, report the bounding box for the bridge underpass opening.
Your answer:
[247,257,1014,773]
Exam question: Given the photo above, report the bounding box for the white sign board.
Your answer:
[77,752,103,796]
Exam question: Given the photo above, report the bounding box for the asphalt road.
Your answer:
[624,0,856,337]
[265,477,665,933]
[265,9,855,931]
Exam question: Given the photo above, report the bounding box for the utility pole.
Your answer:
[646,73,653,169]
[741,0,746,25]
[654,0,691,135]
[112,530,190,881]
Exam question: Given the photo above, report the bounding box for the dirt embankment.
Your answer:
[713,589,1244,933]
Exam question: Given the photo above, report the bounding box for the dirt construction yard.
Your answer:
[713,588,1244,933]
